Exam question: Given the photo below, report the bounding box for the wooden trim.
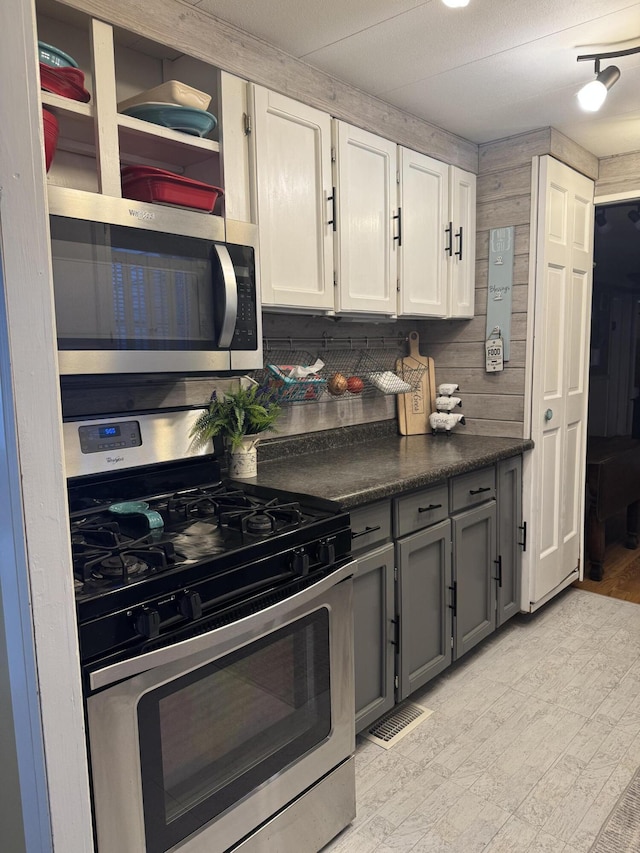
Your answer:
[478,129,551,174]
[58,0,478,172]
[0,0,94,848]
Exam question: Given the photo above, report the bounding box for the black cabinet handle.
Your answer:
[469,486,491,496]
[390,617,399,647]
[518,521,527,551]
[455,226,463,260]
[445,221,453,256]
[493,556,503,588]
[352,524,381,539]
[393,208,402,246]
[328,186,337,231]
[448,582,457,616]
[418,503,442,513]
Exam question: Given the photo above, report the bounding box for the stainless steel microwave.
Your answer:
[47,187,262,375]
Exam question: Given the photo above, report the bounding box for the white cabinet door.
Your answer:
[398,148,448,318]
[448,166,476,318]
[251,86,334,311]
[333,122,397,316]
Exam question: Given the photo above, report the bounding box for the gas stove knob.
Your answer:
[291,548,310,576]
[317,538,335,566]
[134,606,160,639]
[178,591,202,621]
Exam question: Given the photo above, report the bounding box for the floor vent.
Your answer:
[362,701,433,749]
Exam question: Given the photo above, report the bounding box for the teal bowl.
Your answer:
[38,41,78,69]
[121,102,218,137]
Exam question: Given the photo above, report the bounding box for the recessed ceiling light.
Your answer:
[442,0,470,7]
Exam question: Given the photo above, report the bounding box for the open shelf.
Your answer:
[117,114,219,169]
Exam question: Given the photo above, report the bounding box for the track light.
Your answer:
[577,65,620,111]
[442,0,470,7]
[577,43,640,112]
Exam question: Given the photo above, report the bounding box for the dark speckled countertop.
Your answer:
[251,422,533,508]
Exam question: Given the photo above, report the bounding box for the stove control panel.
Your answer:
[78,420,142,454]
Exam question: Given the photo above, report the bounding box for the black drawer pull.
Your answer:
[418,503,442,513]
[352,524,381,539]
[469,486,491,496]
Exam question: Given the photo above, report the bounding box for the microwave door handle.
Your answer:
[214,244,238,348]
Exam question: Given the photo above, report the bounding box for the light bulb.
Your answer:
[442,0,470,7]
[577,80,608,111]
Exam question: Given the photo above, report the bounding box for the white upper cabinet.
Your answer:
[398,148,449,318]
[333,121,397,317]
[448,166,476,318]
[397,149,476,319]
[36,0,251,226]
[250,86,334,312]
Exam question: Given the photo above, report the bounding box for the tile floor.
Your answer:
[323,588,640,853]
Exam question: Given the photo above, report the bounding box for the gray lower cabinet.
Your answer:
[497,456,523,626]
[353,542,396,733]
[451,501,496,660]
[396,518,452,701]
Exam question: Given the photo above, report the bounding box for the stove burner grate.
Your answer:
[220,499,304,540]
[72,521,177,583]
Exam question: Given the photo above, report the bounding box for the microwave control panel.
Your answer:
[228,246,257,351]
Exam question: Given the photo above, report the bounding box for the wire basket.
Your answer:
[255,347,426,404]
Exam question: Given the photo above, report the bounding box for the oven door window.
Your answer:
[137,608,331,853]
[50,217,241,353]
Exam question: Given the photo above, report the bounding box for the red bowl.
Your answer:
[42,108,59,172]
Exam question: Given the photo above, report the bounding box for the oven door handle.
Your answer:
[215,243,238,348]
[88,559,356,692]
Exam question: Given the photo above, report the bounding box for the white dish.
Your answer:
[118,81,211,113]
[369,371,412,394]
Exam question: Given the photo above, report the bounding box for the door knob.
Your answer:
[544,408,553,421]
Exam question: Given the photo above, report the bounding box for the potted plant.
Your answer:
[190,382,281,477]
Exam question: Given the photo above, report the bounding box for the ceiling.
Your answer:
[188,0,640,158]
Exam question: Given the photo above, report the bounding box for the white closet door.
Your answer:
[252,86,334,311]
[333,121,397,316]
[525,155,594,607]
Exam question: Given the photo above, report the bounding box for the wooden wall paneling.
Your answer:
[478,129,551,174]
[476,195,532,231]
[424,314,528,344]
[456,393,525,421]
[549,128,599,181]
[475,255,529,288]
[596,152,640,197]
[433,367,526,396]
[426,340,526,369]
[461,419,525,438]
[60,0,478,172]
[476,166,532,203]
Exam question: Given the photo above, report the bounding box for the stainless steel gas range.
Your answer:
[64,409,356,853]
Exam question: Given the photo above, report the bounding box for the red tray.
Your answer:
[121,166,223,213]
[40,62,91,102]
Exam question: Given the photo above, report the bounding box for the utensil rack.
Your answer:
[255,334,426,404]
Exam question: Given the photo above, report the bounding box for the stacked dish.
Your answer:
[121,165,223,213]
[40,62,91,102]
[118,81,216,137]
[38,40,78,69]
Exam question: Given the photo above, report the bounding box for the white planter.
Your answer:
[228,437,259,479]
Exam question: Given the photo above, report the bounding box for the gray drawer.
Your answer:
[450,466,496,513]
[393,483,449,538]
[350,500,392,554]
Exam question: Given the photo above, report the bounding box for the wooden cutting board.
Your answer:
[396,331,436,435]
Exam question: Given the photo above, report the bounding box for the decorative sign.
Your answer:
[485,330,504,372]
[486,226,514,361]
